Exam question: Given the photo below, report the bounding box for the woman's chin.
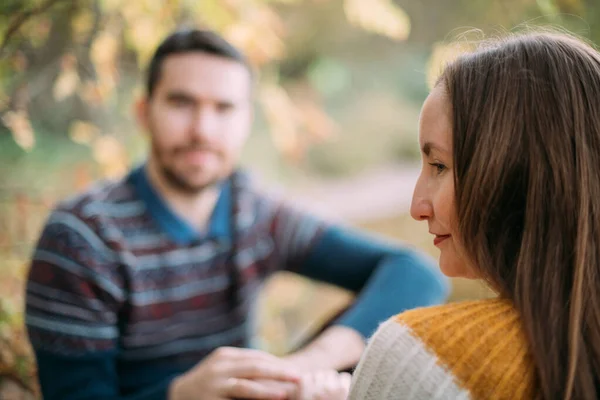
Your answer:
[439,257,476,279]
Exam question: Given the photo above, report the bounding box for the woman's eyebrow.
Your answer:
[421,141,449,156]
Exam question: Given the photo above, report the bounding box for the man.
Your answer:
[25,29,449,400]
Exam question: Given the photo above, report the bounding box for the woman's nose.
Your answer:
[410,178,433,221]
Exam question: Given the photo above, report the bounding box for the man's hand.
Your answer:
[283,326,365,372]
[256,371,352,400]
[168,347,301,400]
[292,370,352,400]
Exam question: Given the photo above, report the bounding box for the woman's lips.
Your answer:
[434,235,450,246]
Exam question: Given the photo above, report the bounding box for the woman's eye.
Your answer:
[428,162,446,174]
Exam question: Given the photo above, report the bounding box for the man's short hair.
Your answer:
[146,29,251,97]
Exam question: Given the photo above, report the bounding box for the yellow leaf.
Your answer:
[91,32,119,67]
[80,81,106,106]
[71,9,95,40]
[141,0,166,14]
[344,0,411,41]
[1,111,35,151]
[53,55,80,101]
[100,0,122,12]
[165,0,182,11]
[121,2,141,21]
[25,16,52,47]
[193,0,237,31]
[263,0,302,3]
[69,121,100,145]
[92,135,128,178]
[126,17,167,67]
[536,0,560,14]
[259,84,303,160]
[89,32,120,100]
[426,41,474,89]
[225,6,286,66]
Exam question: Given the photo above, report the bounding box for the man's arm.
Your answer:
[270,204,449,371]
[26,210,174,400]
[283,325,366,372]
[297,226,450,334]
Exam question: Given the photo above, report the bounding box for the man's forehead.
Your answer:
[157,52,252,98]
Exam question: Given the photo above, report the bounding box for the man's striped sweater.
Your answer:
[26,165,449,399]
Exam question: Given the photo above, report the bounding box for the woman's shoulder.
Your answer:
[349,298,536,400]
[395,297,518,338]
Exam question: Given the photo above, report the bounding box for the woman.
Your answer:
[348,32,600,399]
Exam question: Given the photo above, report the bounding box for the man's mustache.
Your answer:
[172,144,221,154]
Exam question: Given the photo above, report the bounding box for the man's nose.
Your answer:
[191,106,219,140]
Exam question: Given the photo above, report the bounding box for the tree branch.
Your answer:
[0,0,69,57]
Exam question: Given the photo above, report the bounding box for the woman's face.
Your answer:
[410,86,476,279]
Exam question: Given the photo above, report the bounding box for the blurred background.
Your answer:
[0,0,598,397]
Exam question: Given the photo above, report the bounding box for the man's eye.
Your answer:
[171,98,192,107]
[216,103,234,113]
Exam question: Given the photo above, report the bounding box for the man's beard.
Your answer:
[151,142,224,195]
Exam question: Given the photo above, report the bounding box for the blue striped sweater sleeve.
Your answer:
[25,210,173,400]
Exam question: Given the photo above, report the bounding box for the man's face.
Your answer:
[139,52,252,193]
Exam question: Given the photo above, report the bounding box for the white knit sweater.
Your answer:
[349,299,536,399]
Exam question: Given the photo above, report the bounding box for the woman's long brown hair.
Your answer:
[440,33,600,399]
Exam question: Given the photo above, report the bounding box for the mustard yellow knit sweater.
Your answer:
[349,299,537,399]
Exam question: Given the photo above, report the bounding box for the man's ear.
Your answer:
[134,96,150,132]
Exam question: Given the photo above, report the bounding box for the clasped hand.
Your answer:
[169,347,351,400]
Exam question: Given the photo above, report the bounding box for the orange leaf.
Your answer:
[426,41,474,89]
[69,121,100,145]
[344,0,411,41]
[92,135,129,178]
[259,84,302,158]
[1,111,35,151]
[53,55,80,101]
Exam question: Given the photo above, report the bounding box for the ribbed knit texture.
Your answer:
[349,298,537,399]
